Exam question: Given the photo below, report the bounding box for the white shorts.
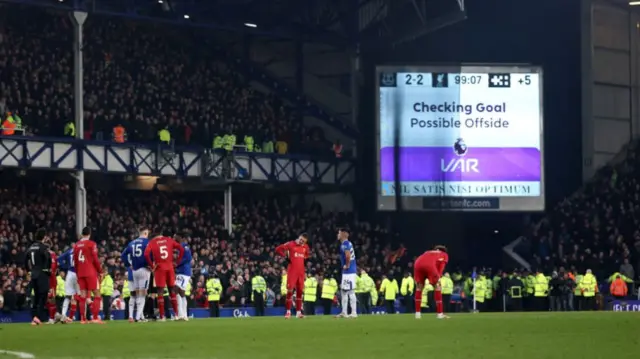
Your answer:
[128,279,135,293]
[64,271,79,296]
[176,274,191,291]
[341,273,357,291]
[133,268,151,291]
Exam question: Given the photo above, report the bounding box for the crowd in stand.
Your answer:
[0,6,335,156]
[519,141,640,285]
[0,176,408,312]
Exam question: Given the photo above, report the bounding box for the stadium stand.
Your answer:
[0,176,406,312]
[0,7,335,156]
[513,140,640,287]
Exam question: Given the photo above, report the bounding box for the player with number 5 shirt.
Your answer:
[144,230,184,321]
[72,227,104,324]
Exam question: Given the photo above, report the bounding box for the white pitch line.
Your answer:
[0,350,35,358]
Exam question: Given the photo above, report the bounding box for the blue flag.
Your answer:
[472,270,477,279]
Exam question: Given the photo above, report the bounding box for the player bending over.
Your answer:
[72,227,105,324]
[144,230,184,321]
[121,227,151,322]
[336,229,358,318]
[414,245,449,319]
[174,233,192,321]
[57,246,80,323]
[275,233,310,319]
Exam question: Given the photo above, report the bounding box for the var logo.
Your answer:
[441,158,479,173]
[233,309,251,318]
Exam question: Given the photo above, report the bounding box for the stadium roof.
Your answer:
[2,0,466,49]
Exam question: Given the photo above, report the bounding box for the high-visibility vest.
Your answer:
[64,122,76,137]
[280,274,288,296]
[185,281,192,296]
[321,278,337,300]
[123,280,130,299]
[206,278,222,301]
[251,275,266,301]
[333,144,343,158]
[113,126,126,143]
[158,129,171,144]
[440,276,454,295]
[56,276,65,297]
[610,278,628,297]
[100,275,114,296]
[244,136,254,152]
[400,276,414,296]
[2,120,15,135]
[213,136,224,149]
[303,277,318,302]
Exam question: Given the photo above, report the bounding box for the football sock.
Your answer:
[128,295,135,319]
[158,297,165,318]
[414,290,422,313]
[341,290,348,315]
[48,303,56,320]
[295,296,303,314]
[169,292,179,317]
[92,296,101,320]
[183,296,189,317]
[435,288,443,314]
[285,291,293,311]
[78,296,86,321]
[348,290,357,315]
[62,297,70,317]
[136,297,146,320]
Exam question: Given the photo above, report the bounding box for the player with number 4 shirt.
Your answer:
[144,231,184,321]
[72,227,104,324]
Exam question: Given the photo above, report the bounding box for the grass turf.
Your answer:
[0,312,638,359]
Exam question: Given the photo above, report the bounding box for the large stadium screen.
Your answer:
[376,65,544,211]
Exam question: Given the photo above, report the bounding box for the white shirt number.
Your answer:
[78,251,86,263]
[133,244,143,258]
[159,245,169,260]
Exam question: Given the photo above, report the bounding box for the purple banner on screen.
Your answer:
[380,147,541,182]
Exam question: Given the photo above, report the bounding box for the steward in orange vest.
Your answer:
[609,275,628,299]
[112,125,126,143]
[2,118,16,135]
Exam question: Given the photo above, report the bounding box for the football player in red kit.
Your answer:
[414,245,449,319]
[144,232,184,321]
[275,233,309,319]
[47,248,58,323]
[72,227,104,324]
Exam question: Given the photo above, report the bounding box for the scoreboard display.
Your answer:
[376,65,545,212]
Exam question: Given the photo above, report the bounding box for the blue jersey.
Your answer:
[127,267,133,281]
[176,243,192,276]
[121,237,149,271]
[57,249,75,272]
[340,240,357,274]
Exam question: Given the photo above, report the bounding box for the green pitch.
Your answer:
[0,312,638,359]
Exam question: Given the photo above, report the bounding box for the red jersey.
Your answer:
[418,250,449,276]
[144,236,184,269]
[50,251,58,274]
[73,238,101,278]
[275,241,309,273]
